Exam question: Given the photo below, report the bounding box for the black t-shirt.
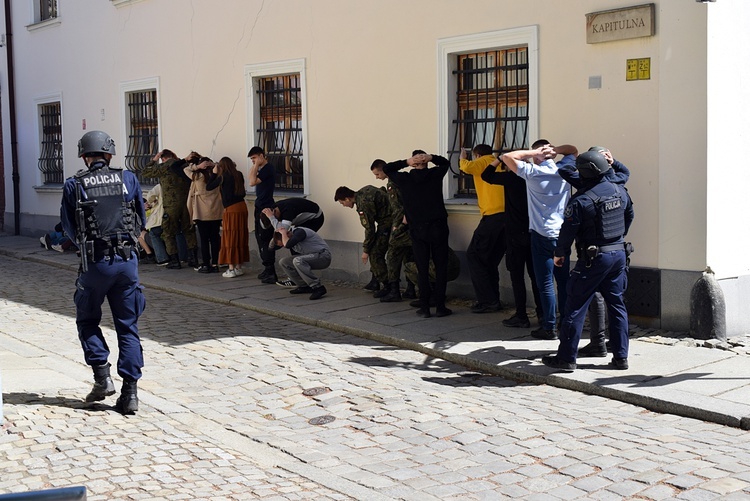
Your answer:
[255,164,275,209]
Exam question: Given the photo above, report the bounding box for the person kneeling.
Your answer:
[273,226,331,300]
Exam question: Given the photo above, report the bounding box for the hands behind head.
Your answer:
[407,153,431,168]
[261,208,274,218]
[197,160,214,170]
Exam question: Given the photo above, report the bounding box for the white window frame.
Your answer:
[33,92,64,187]
[244,58,309,196]
[27,0,61,31]
[437,26,539,204]
[119,77,162,172]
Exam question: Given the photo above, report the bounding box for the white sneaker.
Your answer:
[234,268,244,276]
[51,244,64,252]
[222,269,237,278]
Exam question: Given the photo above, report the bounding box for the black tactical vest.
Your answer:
[74,165,135,243]
[580,182,627,245]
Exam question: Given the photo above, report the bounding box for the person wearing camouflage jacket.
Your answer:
[334,184,392,297]
[370,159,415,302]
[141,150,198,269]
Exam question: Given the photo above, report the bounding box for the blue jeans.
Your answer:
[530,230,569,330]
[150,226,187,262]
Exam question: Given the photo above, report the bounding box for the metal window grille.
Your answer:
[38,102,63,185]
[256,74,303,192]
[450,47,529,197]
[39,0,57,21]
[123,90,159,185]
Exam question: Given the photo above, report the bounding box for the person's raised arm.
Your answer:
[501,148,537,174]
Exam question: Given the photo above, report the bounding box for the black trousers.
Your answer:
[254,207,275,269]
[505,229,542,318]
[409,218,449,309]
[467,212,506,306]
[195,219,221,266]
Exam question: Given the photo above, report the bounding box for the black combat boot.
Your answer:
[166,254,182,269]
[363,275,380,292]
[373,282,391,299]
[115,379,139,415]
[85,363,116,402]
[402,280,417,299]
[380,282,402,303]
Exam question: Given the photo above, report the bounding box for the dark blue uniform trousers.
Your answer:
[556,249,629,362]
[74,254,146,381]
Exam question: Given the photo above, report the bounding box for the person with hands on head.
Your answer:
[206,157,250,278]
[501,140,577,341]
[184,155,223,273]
[273,225,331,300]
[382,150,452,318]
[459,144,507,314]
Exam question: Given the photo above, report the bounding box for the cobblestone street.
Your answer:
[2,255,750,500]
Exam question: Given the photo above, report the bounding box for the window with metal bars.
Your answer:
[450,47,529,197]
[38,0,57,22]
[256,74,303,193]
[37,101,63,184]
[123,89,159,185]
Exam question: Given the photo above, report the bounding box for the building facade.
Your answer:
[1,0,748,334]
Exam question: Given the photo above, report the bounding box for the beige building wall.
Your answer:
[1,0,745,332]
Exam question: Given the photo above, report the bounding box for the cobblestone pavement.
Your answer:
[2,255,750,500]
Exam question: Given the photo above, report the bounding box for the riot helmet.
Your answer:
[576,150,610,178]
[78,130,116,158]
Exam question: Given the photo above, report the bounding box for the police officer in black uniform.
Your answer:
[541,150,634,372]
[60,131,147,414]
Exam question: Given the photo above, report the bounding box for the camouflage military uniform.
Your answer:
[385,181,413,283]
[141,159,197,256]
[405,247,461,290]
[355,185,391,284]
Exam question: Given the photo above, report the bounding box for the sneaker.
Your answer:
[541,354,576,372]
[51,244,65,253]
[309,285,327,300]
[276,278,296,288]
[197,265,214,274]
[290,285,313,294]
[609,357,629,370]
[156,260,170,266]
[261,275,278,284]
[222,269,238,278]
[233,268,245,276]
[40,235,52,250]
[502,314,531,328]
[577,343,608,358]
[470,302,502,313]
[531,327,558,340]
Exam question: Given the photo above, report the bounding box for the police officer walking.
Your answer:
[541,150,634,372]
[60,131,147,414]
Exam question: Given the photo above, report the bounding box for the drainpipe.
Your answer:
[3,0,19,235]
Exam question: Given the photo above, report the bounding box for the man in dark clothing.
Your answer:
[261,197,325,232]
[248,146,276,283]
[382,151,452,318]
[542,151,634,373]
[481,165,542,329]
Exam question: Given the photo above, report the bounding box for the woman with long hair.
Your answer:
[184,153,223,273]
[206,157,249,277]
